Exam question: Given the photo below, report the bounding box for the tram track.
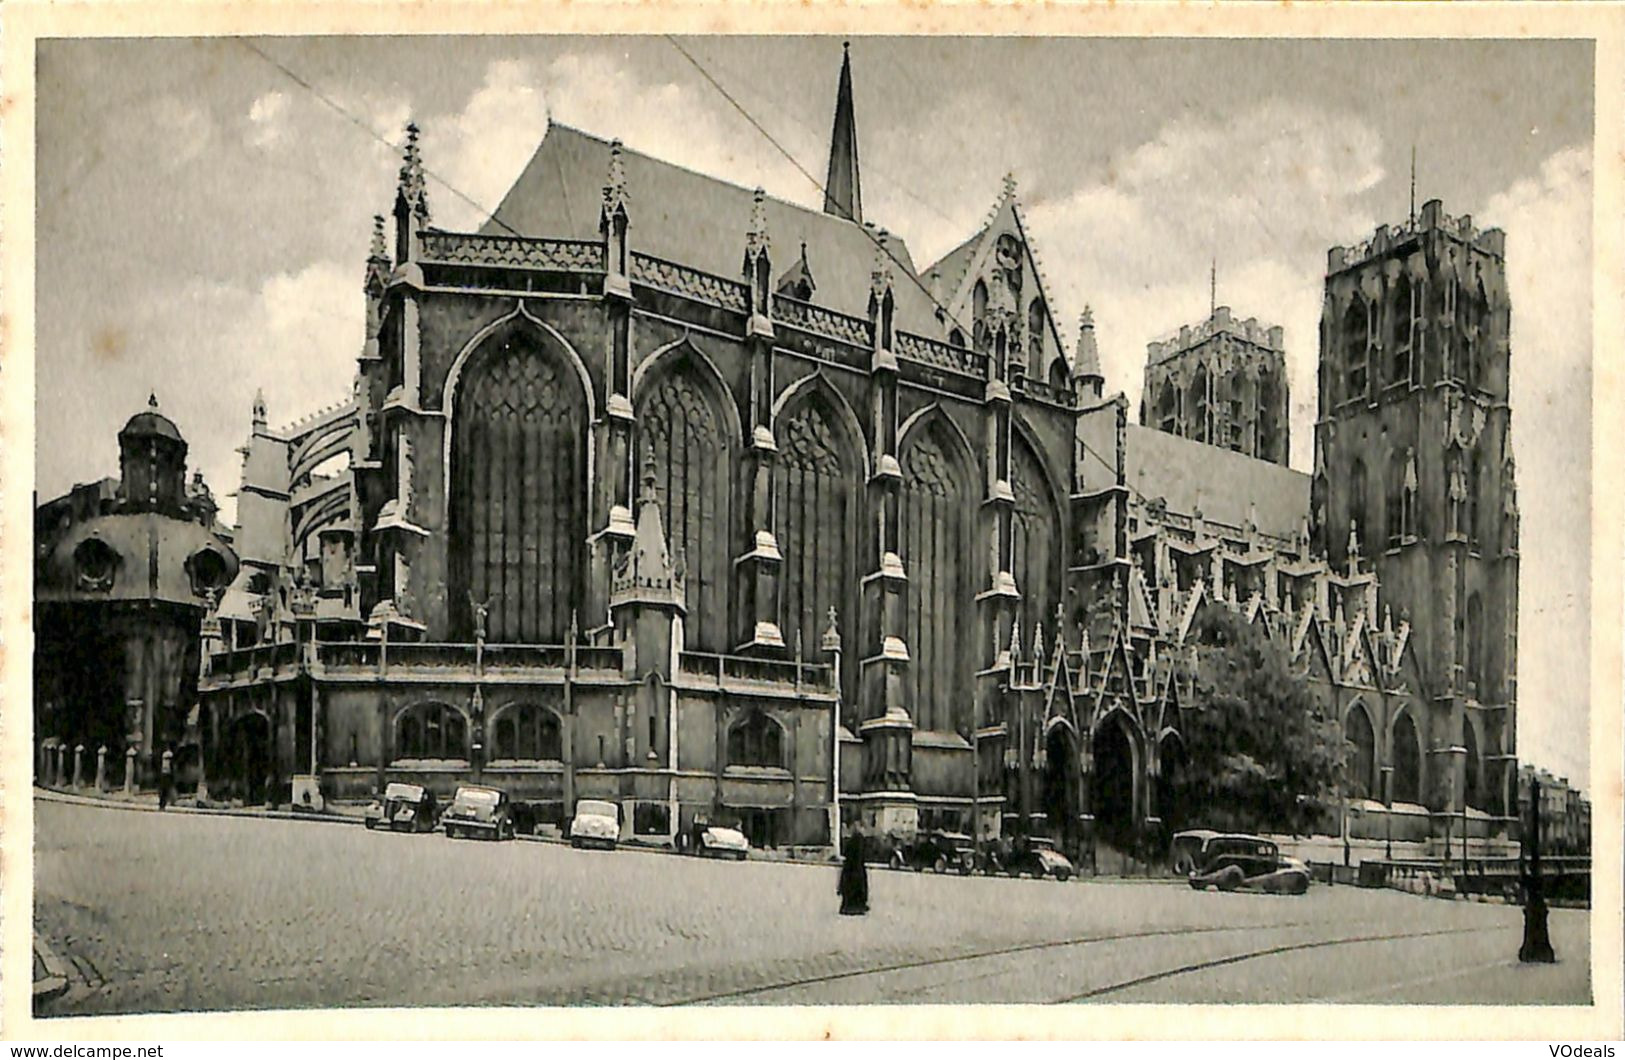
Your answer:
[662,921,1316,1006]
[1055,924,1487,1002]
[666,921,1491,1006]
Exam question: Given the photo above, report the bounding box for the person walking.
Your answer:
[838,830,870,916]
[158,748,175,810]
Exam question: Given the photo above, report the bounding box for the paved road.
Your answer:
[34,797,1589,1014]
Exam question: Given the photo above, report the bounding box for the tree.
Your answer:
[1167,604,1346,836]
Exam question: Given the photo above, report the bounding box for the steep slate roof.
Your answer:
[1123,423,1309,539]
[482,123,942,336]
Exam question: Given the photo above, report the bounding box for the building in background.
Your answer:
[34,397,239,792]
[170,46,1521,865]
[1139,305,1290,466]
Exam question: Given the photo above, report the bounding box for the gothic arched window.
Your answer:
[1346,703,1376,800]
[1390,273,1415,387]
[1257,371,1280,460]
[901,422,972,734]
[972,281,990,355]
[1467,452,1482,549]
[1466,592,1484,697]
[1157,382,1178,435]
[1027,298,1047,379]
[1391,711,1422,804]
[638,359,734,651]
[1188,366,1210,444]
[727,711,783,768]
[774,390,861,709]
[395,702,467,761]
[449,323,587,644]
[1344,297,1370,403]
[492,702,562,761]
[1386,449,1416,548]
[1348,457,1369,555]
[1012,437,1061,640]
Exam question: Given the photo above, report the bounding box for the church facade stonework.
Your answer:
[187,49,1519,861]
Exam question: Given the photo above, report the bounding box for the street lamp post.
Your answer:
[1383,765,1394,861]
[821,607,843,849]
[1519,776,1555,963]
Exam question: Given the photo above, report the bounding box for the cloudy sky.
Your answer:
[35,36,1593,789]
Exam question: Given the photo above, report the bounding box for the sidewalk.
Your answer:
[34,784,1187,880]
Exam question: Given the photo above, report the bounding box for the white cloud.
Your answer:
[246,91,291,149]
[1483,145,1592,789]
[129,261,363,525]
[1022,101,1383,458]
[541,53,818,211]
[423,60,550,230]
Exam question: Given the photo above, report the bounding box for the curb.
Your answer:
[35,786,366,826]
[32,939,71,1009]
[36,788,1178,881]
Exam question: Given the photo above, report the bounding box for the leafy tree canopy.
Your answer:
[1167,604,1346,836]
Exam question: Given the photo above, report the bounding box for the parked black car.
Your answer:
[442,785,516,841]
[1186,834,1310,894]
[363,782,439,833]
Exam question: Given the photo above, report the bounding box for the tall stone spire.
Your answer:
[1076,306,1103,398]
[823,42,863,225]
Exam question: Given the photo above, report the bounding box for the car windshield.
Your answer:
[384,783,424,802]
[456,788,499,806]
[578,800,617,818]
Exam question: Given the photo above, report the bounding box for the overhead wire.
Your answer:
[663,35,975,336]
[235,38,526,240]
[239,36,1191,522]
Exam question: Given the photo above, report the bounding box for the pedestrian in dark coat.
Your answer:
[838,831,870,916]
[158,748,174,810]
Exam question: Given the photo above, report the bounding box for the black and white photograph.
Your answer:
[7,5,1621,1040]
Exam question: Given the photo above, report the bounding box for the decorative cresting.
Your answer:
[638,363,732,651]
[419,233,604,273]
[631,254,751,314]
[900,423,972,734]
[449,324,587,644]
[774,396,859,700]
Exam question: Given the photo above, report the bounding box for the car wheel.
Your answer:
[933,855,948,874]
[889,851,905,872]
[365,819,376,831]
[1056,871,1071,883]
[735,851,747,862]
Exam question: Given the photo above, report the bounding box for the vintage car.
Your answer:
[688,818,750,860]
[1004,837,1076,882]
[363,782,439,833]
[1169,829,1222,875]
[441,785,516,841]
[907,831,978,875]
[568,798,621,850]
[1186,833,1311,894]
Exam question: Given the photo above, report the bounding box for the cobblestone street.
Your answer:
[34,797,1590,1014]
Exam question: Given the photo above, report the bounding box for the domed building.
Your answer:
[34,394,239,792]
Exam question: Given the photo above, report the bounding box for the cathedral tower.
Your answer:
[1140,305,1289,465]
[1314,199,1519,823]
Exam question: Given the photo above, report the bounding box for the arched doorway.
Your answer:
[1346,703,1377,800]
[1092,711,1139,854]
[226,712,271,805]
[1156,731,1190,835]
[1042,722,1082,859]
[1391,711,1423,805]
[1463,720,1482,811]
